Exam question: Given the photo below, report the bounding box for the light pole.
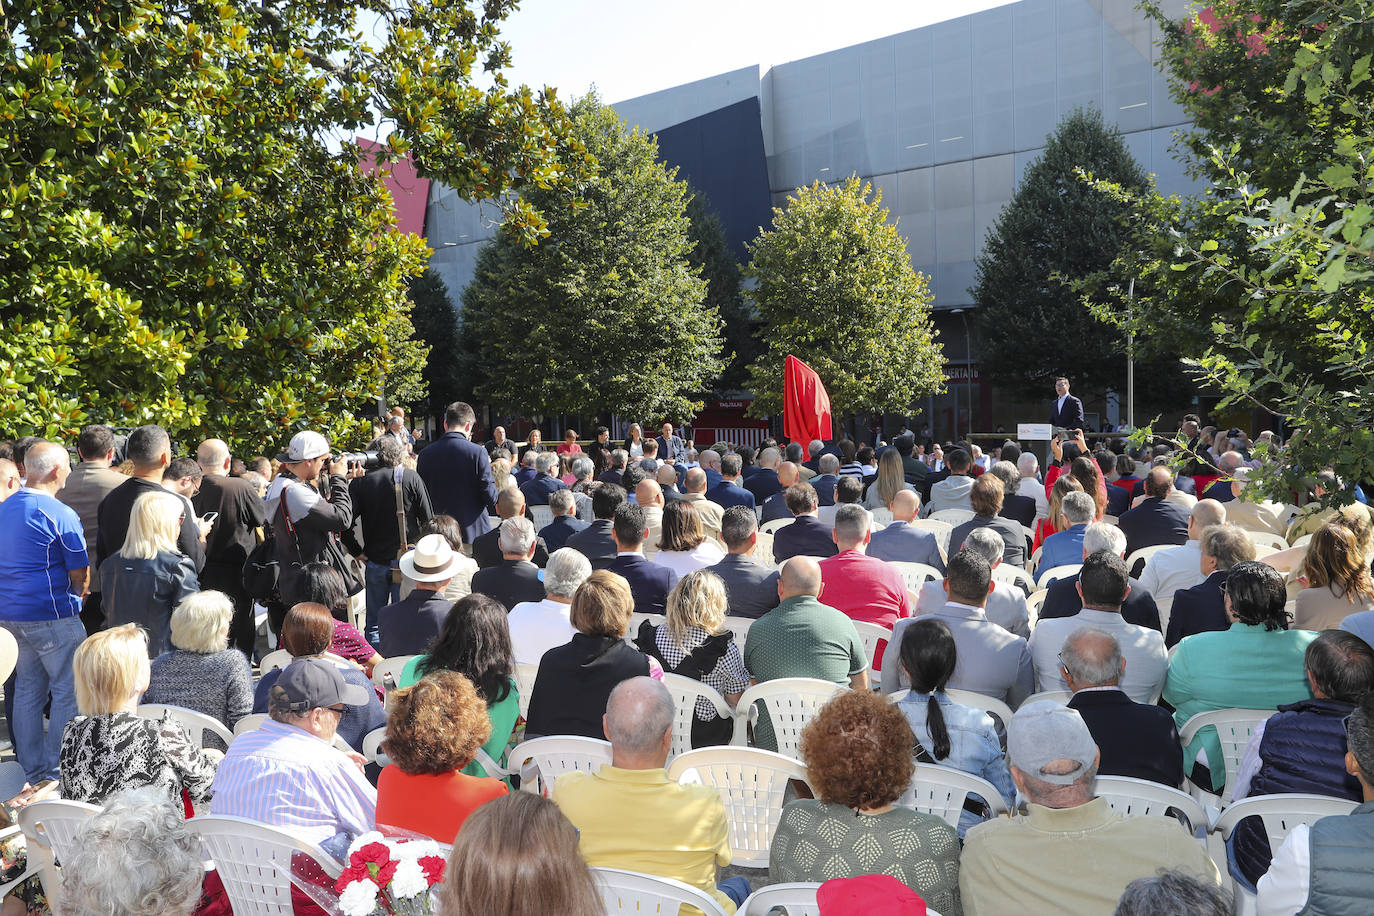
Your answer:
[1126,277,1135,431]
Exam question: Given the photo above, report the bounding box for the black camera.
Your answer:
[335,451,380,471]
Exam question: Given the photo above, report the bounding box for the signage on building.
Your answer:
[945,365,980,384]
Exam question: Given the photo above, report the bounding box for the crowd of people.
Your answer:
[0,389,1370,915]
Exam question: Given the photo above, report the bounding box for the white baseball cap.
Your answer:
[277,431,330,463]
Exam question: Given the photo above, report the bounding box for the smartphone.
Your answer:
[200,512,219,525]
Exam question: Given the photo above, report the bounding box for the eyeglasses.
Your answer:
[327,705,346,716]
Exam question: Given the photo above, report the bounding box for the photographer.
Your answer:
[342,436,434,647]
[264,432,362,634]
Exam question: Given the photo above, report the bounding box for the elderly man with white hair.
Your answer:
[537,488,588,553]
[817,504,912,636]
[1038,522,1163,631]
[1017,451,1050,521]
[1037,490,1096,571]
[507,548,592,665]
[470,516,546,612]
[519,451,569,507]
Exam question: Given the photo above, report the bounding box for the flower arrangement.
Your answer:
[335,832,446,915]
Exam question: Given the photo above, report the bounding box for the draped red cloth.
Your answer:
[783,355,832,445]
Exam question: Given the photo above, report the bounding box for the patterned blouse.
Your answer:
[59,711,219,807]
[652,624,750,720]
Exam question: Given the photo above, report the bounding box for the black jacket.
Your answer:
[1165,571,1229,648]
[1037,573,1162,632]
[193,475,265,569]
[1069,689,1183,788]
[470,559,546,612]
[525,634,650,739]
[471,526,549,570]
[97,477,205,572]
[567,519,617,567]
[342,466,434,564]
[264,470,357,605]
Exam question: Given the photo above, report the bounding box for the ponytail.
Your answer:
[899,617,958,762]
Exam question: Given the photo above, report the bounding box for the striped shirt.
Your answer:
[210,719,376,846]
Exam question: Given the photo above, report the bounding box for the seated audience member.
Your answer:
[772,483,840,563]
[678,467,726,541]
[697,448,724,491]
[439,792,603,916]
[61,624,218,806]
[507,547,592,665]
[513,449,538,488]
[143,590,252,747]
[598,448,628,485]
[1116,871,1231,916]
[519,452,568,507]
[913,528,1029,637]
[1118,467,1191,560]
[1164,561,1318,793]
[472,487,550,569]
[1165,523,1256,647]
[652,501,726,578]
[922,448,974,517]
[470,516,547,612]
[375,670,508,843]
[771,690,961,913]
[62,788,205,916]
[554,678,745,912]
[960,701,1220,914]
[707,453,756,511]
[1037,523,1162,631]
[1231,631,1374,886]
[1033,474,1084,553]
[214,658,376,849]
[100,490,199,656]
[744,447,782,503]
[707,506,780,619]
[1285,471,1371,544]
[398,593,519,779]
[1258,690,1374,915]
[1038,490,1096,572]
[867,489,946,572]
[604,502,676,615]
[1031,548,1167,701]
[990,459,1037,530]
[1062,627,1183,788]
[881,550,1033,707]
[896,618,1015,835]
[380,534,459,657]
[862,449,916,511]
[816,474,862,528]
[1017,452,1050,521]
[818,504,912,636]
[809,453,841,507]
[538,488,588,553]
[633,478,666,556]
[294,561,382,672]
[759,462,800,523]
[253,603,386,752]
[567,482,625,566]
[1224,468,1289,537]
[637,570,749,747]
[1293,522,1374,631]
[415,515,479,602]
[525,571,660,740]
[1137,499,1226,621]
[949,474,1027,569]
[656,463,683,502]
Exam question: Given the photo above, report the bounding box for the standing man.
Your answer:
[193,438,267,656]
[1049,377,1086,431]
[416,401,498,545]
[0,441,89,784]
[655,422,686,465]
[56,425,127,634]
[97,424,205,574]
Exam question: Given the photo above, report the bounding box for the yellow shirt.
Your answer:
[553,765,734,914]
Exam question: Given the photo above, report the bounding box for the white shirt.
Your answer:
[652,541,726,580]
[1027,608,1168,703]
[1017,476,1050,521]
[1257,825,1311,915]
[1136,540,1206,608]
[507,597,576,666]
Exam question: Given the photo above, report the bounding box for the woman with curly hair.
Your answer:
[375,670,508,843]
[770,690,962,914]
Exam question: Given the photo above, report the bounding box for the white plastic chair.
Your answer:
[529,504,554,530]
[361,726,389,766]
[1028,545,1043,574]
[593,867,729,916]
[753,531,777,568]
[929,508,974,526]
[991,564,1035,593]
[370,654,418,688]
[887,561,943,593]
[669,747,811,868]
[760,518,794,536]
[719,615,754,648]
[513,662,539,721]
[17,799,100,908]
[1126,543,1174,576]
[1020,690,1072,706]
[870,508,894,527]
[899,762,1010,829]
[1095,775,1210,840]
[1026,589,1048,628]
[850,620,893,682]
[944,688,1014,732]
[1178,708,1274,802]
[733,678,846,758]
[1243,530,1289,552]
[740,883,822,915]
[136,703,234,749]
[258,648,293,673]
[661,674,735,757]
[910,519,954,555]
[1290,533,1314,550]
[1102,514,1120,526]
[508,735,613,795]
[192,815,343,916]
[1036,563,1082,588]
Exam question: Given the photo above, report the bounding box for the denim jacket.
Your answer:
[900,690,1017,835]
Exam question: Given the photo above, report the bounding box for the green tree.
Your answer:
[684,192,756,393]
[0,0,587,453]
[460,96,723,420]
[405,269,465,417]
[745,176,944,417]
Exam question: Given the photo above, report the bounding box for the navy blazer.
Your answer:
[655,434,686,464]
[1037,573,1162,632]
[603,554,675,616]
[471,526,549,570]
[539,515,589,553]
[760,492,792,523]
[744,468,782,503]
[519,472,568,507]
[1201,479,1237,503]
[772,516,839,563]
[1105,483,1133,518]
[867,521,946,572]
[1069,689,1184,788]
[1000,492,1037,530]
[1118,497,1190,568]
[707,480,756,511]
[707,553,780,619]
[415,431,499,544]
[1050,394,1086,430]
[566,519,618,568]
[471,559,546,612]
[810,474,838,506]
[1165,570,1230,647]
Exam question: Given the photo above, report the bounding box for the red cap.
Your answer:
[817,875,927,916]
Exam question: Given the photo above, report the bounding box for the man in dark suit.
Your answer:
[518,452,569,507]
[1049,376,1086,431]
[707,454,756,511]
[760,462,801,524]
[538,489,588,553]
[512,450,538,488]
[472,488,549,569]
[470,517,546,611]
[655,422,686,465]
[655,465,682,502]
[1164,523,1253,647]
[709,506,781,619]
[1036,522,1162,631]
[895,435,929,487]
[567,483,624,568]
[598,448,627,485]
[1064,628,1184,788]
[603,502,676,615]
[948,475,1026,570]
[416,401,499,545]
[867,490,946,572]
[380,533,459,657]
[697,449,724,491]
[1118,467,1190,564]
[744,447,783,503]
[772,483,840,563]
[809,454,840,507]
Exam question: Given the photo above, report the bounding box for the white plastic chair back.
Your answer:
[752,531,777,568]
[1036,563,1082,588]
[929,508,974,526]
[898,762,1009,829]
[529,504,554,530]
[735,679,846,758]
[1178,708,1274,800]
[887,561,943,593]
[625,612,658,647]
[661,674,734,757]
[258,648,292,674]
[513,662,539,720]
[370,654,418,688]
[1026,589,1048,628]
[740,882,822,915]
[191,814,342,916]
[362,726,389,766]
[944,688,1014,733]
[1214,793,1360,912]
[669,747,811,868]
[991,564,1035,593]
[870,508,894,527]
[508,735,613,795]
[850,620,893,682]
[1125,543,1173,576]
[1243,530,1290,552]
[17,799,100,908]
[1102,514,1120,526]
[760,518,794,536]
[719,616,754,648]
[136,703,234,749]
[1094,775,1210,839]
[1021,690,1072,706]
[1290,533,1314,550]
[233,713,269,736]
[1029,545,1043,573]
[593,867,730,916]
[910,519,954,555]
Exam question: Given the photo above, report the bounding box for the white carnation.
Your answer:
[347,830,386,859]
[338,879,379,916]
[390,857,429,899]
[394,839,443,863]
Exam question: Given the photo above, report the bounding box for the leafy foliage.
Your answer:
[459,96,723,421]
[405,269,464,417]
[744,176,944,417]
[685,193,755,394]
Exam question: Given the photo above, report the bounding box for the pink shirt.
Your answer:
[817,549,912,630]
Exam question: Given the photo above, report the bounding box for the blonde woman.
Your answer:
[143,591,253,745]
[100,491,198,655]
[490,456,513,494]
[60,625,219,807]
[651,501,725,579]
[635,570,749,747]
[863,448,916,510]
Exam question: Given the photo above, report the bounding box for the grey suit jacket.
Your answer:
[707,553,780,619]
[882,601,1033,706]
[57,463,127,593]
[914,579,1029,638]
[867,521,946,572]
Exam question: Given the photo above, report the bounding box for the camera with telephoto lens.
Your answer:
[335,451,380,472]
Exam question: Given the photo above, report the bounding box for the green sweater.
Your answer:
[399,658,519,778]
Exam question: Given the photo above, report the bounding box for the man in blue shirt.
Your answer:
[0,440,90,782]
[1039,490,1096,573]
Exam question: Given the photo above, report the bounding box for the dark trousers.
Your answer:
[200,562,257,657]
[80,591,104,636]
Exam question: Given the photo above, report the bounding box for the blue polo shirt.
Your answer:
[0,489,88,620]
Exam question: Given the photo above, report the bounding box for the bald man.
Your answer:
[1117,467,1191,564]
[760,461,801,524]
[1136,499,1226,623]
[655,464,682,502]
[677,468,724,541]
[472,487,549,569]
[867,489,946,572]
[743,557,869,691]
[635,479,665,558]
[745,447,783,503]
[193,438,267,654]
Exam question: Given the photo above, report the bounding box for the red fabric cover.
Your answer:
[783,355,832,445]
[817,874,927,915]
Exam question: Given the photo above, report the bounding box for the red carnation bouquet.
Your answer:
[333,832,446,915]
